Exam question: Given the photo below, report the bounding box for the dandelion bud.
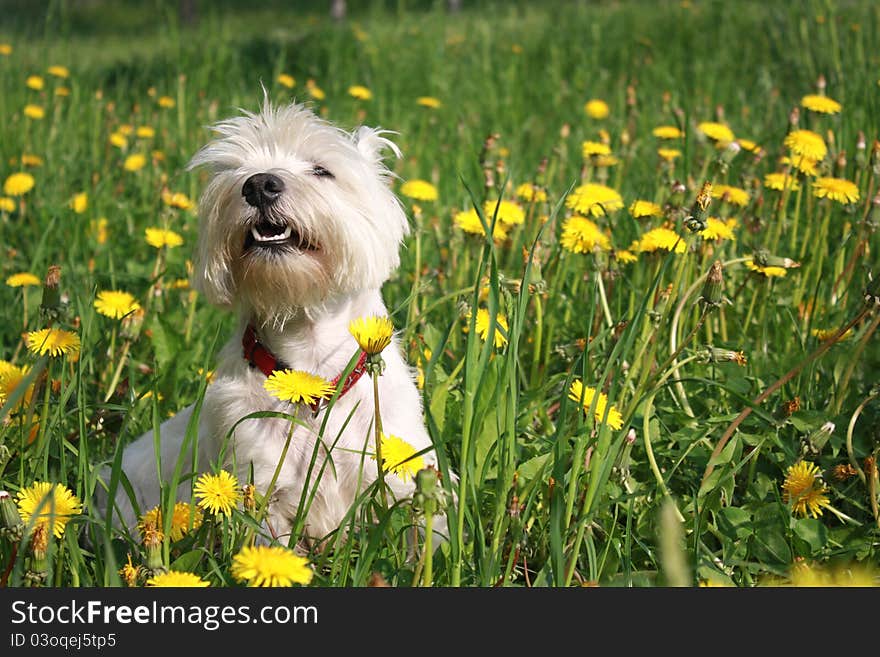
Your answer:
[0,491,23,538]
[625,428,637,445]
[835,149,847,174]
[242,484,256,512]
[788,106,800,128]
[142,523,165,571]
[413,466,447,519]
[699,261,725,309]
[868,193,880,230]
[871,140,880,175]
[39,264,64,322]
[804,421,835,455]
[714,104,725,122]
[685,181,713,232]
[700,346,748,366]
[864,269,880,305]
[626,85,637,107]
[560,123,570,139]
[855,132,867,168]
[24,523,50,586]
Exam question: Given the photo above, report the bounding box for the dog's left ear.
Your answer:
[353,126,402,168]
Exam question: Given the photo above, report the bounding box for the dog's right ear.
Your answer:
[353,126,402,170]
[191,178,236,309]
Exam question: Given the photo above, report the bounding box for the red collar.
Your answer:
[242,324,370,412]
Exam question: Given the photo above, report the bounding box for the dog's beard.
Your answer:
[230,203,337,324]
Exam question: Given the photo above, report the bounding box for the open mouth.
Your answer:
[243,218,319,253]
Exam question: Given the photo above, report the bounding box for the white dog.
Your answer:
[101,101,441,544]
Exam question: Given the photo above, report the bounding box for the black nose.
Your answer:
[242,173,285,207]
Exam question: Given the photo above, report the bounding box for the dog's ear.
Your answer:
[353,126,402,167]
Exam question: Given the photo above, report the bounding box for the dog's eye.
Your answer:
[311,165,334,178]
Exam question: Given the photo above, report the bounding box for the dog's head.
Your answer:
[187,102,408,325]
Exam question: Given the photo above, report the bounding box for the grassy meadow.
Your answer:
[1,0,879,587]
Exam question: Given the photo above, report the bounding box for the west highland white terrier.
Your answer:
[100,102,442,544]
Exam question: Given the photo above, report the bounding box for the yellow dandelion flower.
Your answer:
[91,217,108,245]
[69,192,88,214]
[483,199,525,226]
[0,44,12,55]
[812,177,860,204]
[161,190,194,210]
[118,554,139,587]
[139,502,202,542]
[400,179,438,202]
[784,129,827,162]
[594,154,619,168]
[24,104,45,120]
[232,545,314,587]
[55,86,70,97]
[158,96,175,108]
[348,85,372,100]
[16,482,82,538]
[416,96,442,108]
[582,141,611,158]
[801,94,842,115]
[146,571,210,587]
[306,80,325,100]
[515,183,547,203]
[737,138,761,153]
[47,65,69,78]
[193,471,240,517]
[764,172,801,191]
[25,328,81,357]
[454,208,508,240]
[109,132,127,149]
[566,183,623,217]
[653,125,683,139]
[811,327,853,342]
[467,308,509,348]
[151,150,165,161]
[6,272,41,287]
[698,121,735,143]
[568,380,624,430]
[782,461,830,518]
[0,197,14,212]
[26,75,44,90]
[94,290,141,320]
[584,99,610,119]
[118,124,134,136]
[745,260,787,277]
[614,249,638,264]
[371,433,425,484]
[264,369,335,406]
[277,73,295,88]
[349,315,394,355]
[629,200,663,218]
[0,362,34,410]
[21,154,43,167]
[788,156,819,176]
[560,215,611,253]
[123,153,148,172]
[136,126,155,139]
[4,173,35,196]
[633,226,686,253]
[145,227,184,249]
[711,184,749,207]
[701,217,736,241]
[658,147,681,162]
[789,561,877,587]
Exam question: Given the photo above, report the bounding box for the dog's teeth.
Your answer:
[251,225,292,243]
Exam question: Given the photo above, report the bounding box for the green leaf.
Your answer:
[169,549,203,572]
[792,517,827,553]
[716,507,753,540]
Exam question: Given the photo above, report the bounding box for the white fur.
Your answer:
[99,102,442,545]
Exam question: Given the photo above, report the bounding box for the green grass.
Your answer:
[1,0,879,588]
